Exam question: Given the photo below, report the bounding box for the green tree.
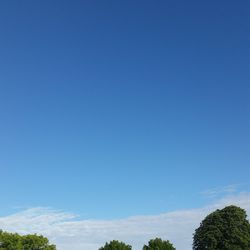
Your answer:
[0,230,22,250]
[143,238,176,250]
[193,205,250,250]
[99,240,132,250]
[0,230,56,250]
[21,234,56,250]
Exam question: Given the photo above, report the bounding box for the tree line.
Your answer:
[0,205,250,249]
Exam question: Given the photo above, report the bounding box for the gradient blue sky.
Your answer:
[0,0,249,219]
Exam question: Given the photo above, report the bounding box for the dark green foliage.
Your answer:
[99,240,132,250]
[193,205,250,250]
[0,230,56,250]
[143,238,176,250]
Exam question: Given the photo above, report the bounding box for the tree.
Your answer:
[99,240,132,250]
[193,205,250,250]
[0,230,56,250]
[21,234,56,250]
[143,238,176,250]
[0,230,22,250]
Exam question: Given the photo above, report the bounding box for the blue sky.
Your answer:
[0,0,249,221]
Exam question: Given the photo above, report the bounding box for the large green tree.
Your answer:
[99,240,132,250]
[0,230,56,250]
[193,205,250,250]
[143,238,176,250]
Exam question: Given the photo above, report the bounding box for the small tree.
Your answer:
[143,238,176,250]
[99,240,132,250]
[193,205,250,250]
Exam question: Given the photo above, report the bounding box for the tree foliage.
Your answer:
[99,240,132,250]
[143,238,176,250]
[193,205,250,250]
[0,231,22,250]
[0,230,56,250]
[21,234,56,250]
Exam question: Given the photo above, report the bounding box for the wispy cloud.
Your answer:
[201,184,240,198]
[0,193,249,250]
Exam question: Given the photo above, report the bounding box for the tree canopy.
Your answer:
[143,238,176,250]
[193,205,250,250]
[99,240,132,250]
[0,230,56,250]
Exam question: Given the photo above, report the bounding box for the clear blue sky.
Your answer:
[0,0,249,219]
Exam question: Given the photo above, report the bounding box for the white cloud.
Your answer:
[200,184,241,198]
[0,193,249,250]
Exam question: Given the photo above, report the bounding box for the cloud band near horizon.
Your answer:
[0,192,250,250]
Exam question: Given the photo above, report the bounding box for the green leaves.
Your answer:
[99,238,176,250]
[143,238,176,250]
[21,234,56,250]
[193,205,250,250]
[0,231,22,250]
[0,231,56,250]
[99,240,132,250]
[99,238,175,250]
